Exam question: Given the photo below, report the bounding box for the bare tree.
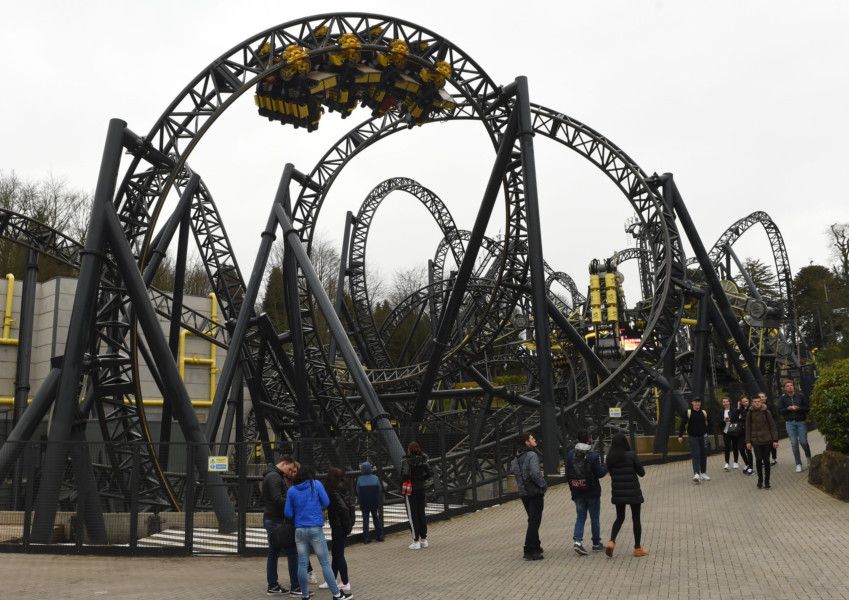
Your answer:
[828,222,849,284]
[388,265,428,306]
[0,171,92,280]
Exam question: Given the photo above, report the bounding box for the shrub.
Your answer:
[811,359,849,454]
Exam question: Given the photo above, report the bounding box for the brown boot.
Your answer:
[633,546,649,557]
[605,541,615,557]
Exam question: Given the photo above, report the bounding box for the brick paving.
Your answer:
[1,431,847,600]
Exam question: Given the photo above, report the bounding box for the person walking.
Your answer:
[355,461,384,543]
[566,430,608,555]
[510,432,548,561]
[320,467,356,594]
[719,397,742,471]
[677,398,710,483]
[758,391,779,465]
[284,466,353,600]
[737,396,754,475]
[604,433,648,558]
[779,380,812,472]
[745,394,779,489]
[401,441,433,550]
[261,455,298,595]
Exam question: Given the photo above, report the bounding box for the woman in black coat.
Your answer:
[605,433,648,558]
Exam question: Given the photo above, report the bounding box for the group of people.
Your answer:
[261,442,433,598]
[678,379,812,489]
[511,430,648,561]
[511,378,812,561]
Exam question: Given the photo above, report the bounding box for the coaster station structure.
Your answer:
[0,13,804,543]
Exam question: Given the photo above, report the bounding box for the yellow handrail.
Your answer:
[0,273,19,346]
[177,293,218,404]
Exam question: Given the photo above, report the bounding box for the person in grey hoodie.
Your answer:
[355,462,384,543]
[510,432,548,561]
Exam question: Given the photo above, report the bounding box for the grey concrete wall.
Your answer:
[0,275,228,423]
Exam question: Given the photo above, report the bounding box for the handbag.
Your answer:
[270,518,295,550]
[726,422,742,437]
[401,463,413,496]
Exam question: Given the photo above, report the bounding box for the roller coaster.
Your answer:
[0,13,807,545]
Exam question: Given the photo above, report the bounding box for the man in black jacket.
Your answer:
[261,455,297,595]
[510,432,548,561]
[678,399,710,483]
[779,380,812,472]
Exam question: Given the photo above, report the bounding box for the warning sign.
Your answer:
[208,456,229,472]
[608,407,622,418]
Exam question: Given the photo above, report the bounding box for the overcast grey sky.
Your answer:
[2,1,847,301]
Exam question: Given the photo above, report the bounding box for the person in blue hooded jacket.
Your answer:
[284,466,352,600]
[355,461,384,543]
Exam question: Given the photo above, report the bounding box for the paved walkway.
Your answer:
[2,431,847,600]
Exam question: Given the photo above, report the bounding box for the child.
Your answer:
[356,462,384,543]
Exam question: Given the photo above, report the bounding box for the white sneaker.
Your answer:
[693,473,701,483]
[308,572,318,585]
[723,463,729,471]
[409,541,421,550]
[339,583,351,592]
[732,462,739,469]
[420,539,429,548]
[319,581,337,590]
[795,464,803,473]
[700,473,711,481]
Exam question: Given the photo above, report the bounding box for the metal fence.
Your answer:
[0,426,528,556]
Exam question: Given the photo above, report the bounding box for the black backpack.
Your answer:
[568,449,595,492]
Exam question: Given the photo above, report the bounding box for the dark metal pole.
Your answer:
[412,109,520,423]
[161,192,194,467]
[206,165,294,442]
[11,248,38,507]
[661,173,767,393]
[328,211,354,366]
[705,296,761,396]
[690,292,712,401]
[30,118,125,543]
[515,76,558,474]
[282,199,313,449]
[272,201,406,472]
[0,367,60,479]
[103,202,236,533]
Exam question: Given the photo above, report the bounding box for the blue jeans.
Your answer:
[688,435,708,474]
[296,526,338,597]
[786,420,811,466]
[264,518,298,590]
[573,495,601,545]
[361,505,384,541]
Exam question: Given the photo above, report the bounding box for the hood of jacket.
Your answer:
[293,479,316,492]
[360,461,373,474]
[574,442,592,452]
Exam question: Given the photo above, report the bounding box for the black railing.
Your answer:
[0,427,530,556]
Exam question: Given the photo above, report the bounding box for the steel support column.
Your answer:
[516,76,558,473]
[328,211,355,367]
[272,196,406,472]
[690,292,712,401]
[102,201,236,532]
[206,165,294,442]
[411,108,519,424]
[30,118,125,543]
[661,173,767,394]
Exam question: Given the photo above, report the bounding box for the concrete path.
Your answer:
[2,431,847,600]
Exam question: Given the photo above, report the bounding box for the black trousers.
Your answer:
[610,503,642,548]
[753,444,772,485]
[521,494,545,554]
[723,434,740,463]
[405,489,428,541]
[329,526,349,584]
[741,443,753,469]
